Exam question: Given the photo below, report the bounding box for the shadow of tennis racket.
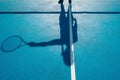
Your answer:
[1,35,31,52]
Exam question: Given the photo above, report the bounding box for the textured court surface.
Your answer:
[0,0,120,80]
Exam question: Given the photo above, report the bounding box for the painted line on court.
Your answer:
[69,3,76,80]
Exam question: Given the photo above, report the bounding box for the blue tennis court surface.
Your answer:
[0,0,120,80]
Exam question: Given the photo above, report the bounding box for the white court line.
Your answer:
[68,3,76,80]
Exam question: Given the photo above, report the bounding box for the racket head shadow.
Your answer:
[1,35,26,52]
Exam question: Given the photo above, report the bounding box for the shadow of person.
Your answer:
[28,3,78,66]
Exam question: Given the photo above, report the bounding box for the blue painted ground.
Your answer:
[0,0,120,80]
